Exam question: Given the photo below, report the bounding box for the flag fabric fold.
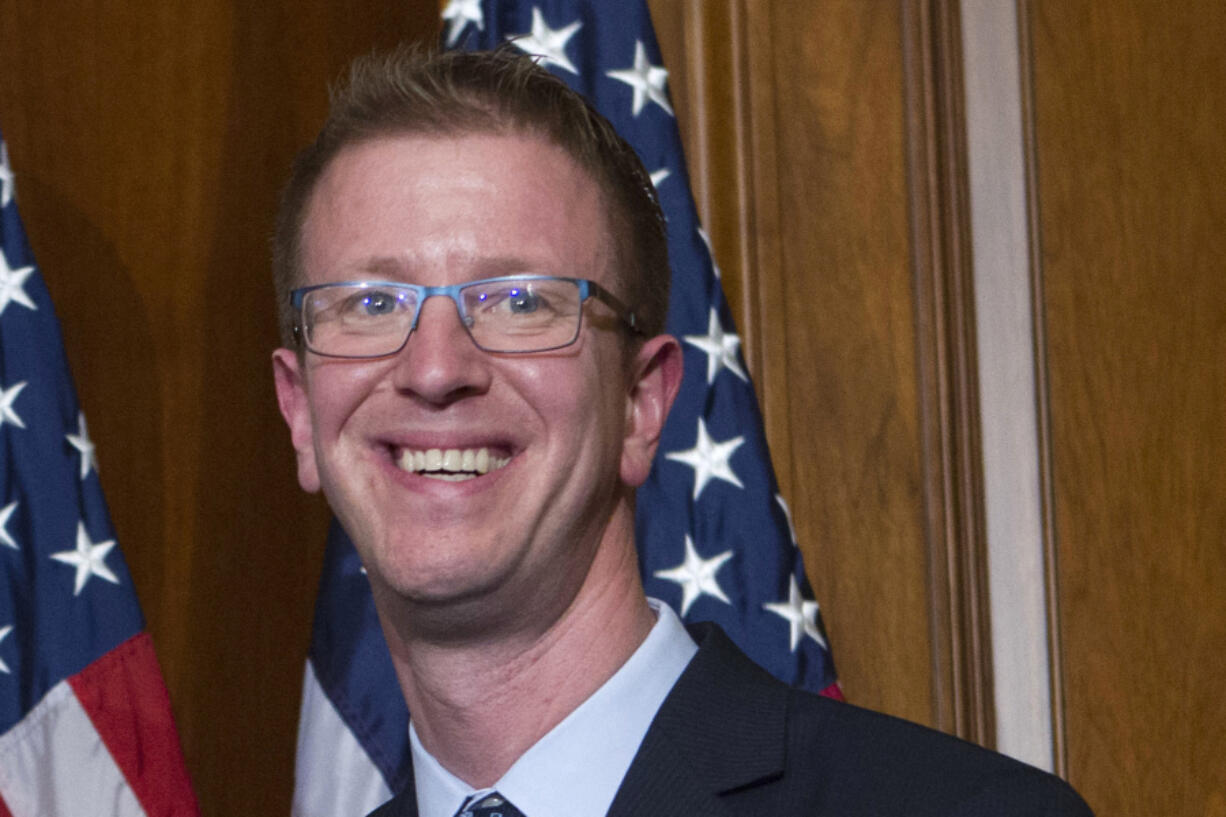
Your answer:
[0,131,198,817]
[294,3,840,813]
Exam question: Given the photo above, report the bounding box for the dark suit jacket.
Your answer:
[369,623,1093,816]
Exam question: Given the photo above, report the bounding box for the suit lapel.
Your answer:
[606,623,790,817]
[367,786,418,817]
[605,724,731,817]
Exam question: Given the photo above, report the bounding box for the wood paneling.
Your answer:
[0,2,437,812]
[650,0,945,729]
[1028,2,1226,813]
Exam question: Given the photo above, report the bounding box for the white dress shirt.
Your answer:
[410,599,698,817]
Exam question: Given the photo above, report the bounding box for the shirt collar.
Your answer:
[412,599,698,817]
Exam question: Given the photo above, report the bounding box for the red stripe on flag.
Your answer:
[67,632,200,817]
[0,792,13,817]
[819,682,845,701]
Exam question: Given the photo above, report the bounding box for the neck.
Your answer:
[374,505,654,787]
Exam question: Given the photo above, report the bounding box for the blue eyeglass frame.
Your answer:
[289,274,642,357]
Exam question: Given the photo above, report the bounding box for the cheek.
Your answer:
[306,360,389,436]
[570,353,630,449]
[514,353,622,443]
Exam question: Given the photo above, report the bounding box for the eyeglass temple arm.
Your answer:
[585,281,642,334]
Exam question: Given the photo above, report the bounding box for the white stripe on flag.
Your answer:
[293,659,393,817]
[0,680,146,817]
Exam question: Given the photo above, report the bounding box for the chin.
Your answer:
[367,545,508,607]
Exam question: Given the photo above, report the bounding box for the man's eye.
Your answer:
[347,291,399,317]
[505,289,541,314]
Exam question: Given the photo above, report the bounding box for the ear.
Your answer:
[272,348,322,493]
[620,334,684,487]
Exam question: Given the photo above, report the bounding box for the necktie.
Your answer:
[454,791,526,817]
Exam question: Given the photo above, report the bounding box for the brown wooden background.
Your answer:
[1,1,1223,815]
[1028,2,1226,814]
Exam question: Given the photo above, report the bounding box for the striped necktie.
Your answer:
[454,791,525,817]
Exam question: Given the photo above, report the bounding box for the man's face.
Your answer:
[273,132,670,622]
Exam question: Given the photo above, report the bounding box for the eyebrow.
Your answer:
[352,256,414,279]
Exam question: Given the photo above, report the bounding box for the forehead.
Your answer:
[299,131,615,286]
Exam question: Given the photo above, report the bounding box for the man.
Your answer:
[272,46,1092,817]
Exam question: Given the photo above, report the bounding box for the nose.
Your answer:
[390,293,491,404]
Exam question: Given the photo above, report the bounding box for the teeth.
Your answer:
[397,447,510,479]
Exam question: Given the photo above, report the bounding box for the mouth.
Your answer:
[395,446,512,482]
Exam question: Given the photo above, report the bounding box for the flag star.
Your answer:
[666,417,744,500]
[508,7,582,75]
[764,575,828,651]
[66,412,99,479]
[685,308,748,385]
[776,494,797,545]
[441,0,484,47]
[697,227,722,279]
[0,624,11,674]
[0,250,37,315]
[655,535,733,616]
[0,501,17,549]
[0,141,14,208]
[0,381,28,430]
[607,40,673,117]
[50,522,120,596]
[650,167,671,190]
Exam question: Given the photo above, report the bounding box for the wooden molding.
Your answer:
[901,0,996,744]
[1015,0,1068,778]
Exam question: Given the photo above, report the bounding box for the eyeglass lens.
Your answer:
[301,278,585,357]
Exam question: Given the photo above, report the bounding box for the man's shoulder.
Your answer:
[670,622,1092,816]
[788,692,1090,815]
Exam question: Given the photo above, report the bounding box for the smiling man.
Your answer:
[271,47,1092,817]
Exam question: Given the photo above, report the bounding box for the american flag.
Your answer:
[0,133,198,816]
[293,2,839,814]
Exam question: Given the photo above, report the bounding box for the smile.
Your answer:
[396,447,512,481]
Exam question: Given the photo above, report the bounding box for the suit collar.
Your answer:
[369,759,418,817]
[606,622,789,816]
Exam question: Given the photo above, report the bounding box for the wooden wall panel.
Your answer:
[1028,2,1226,813]
[650,0,943,729]
[751,0,936,727]
[0,2,438,812]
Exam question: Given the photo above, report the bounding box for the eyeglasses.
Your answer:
[290,274,641,358]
